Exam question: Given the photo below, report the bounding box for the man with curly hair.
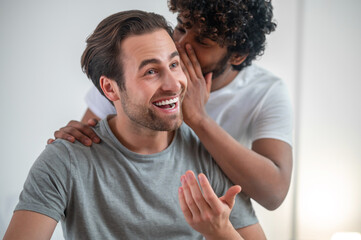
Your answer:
[52,0,293,214]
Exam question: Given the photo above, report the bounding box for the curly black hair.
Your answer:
[168,0,277,71]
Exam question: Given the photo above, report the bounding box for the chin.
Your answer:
[163,119,183,132]
[146,117,183,132]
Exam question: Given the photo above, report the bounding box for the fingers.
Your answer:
[176,43,203,81]
[181,171,213,217]
[68,121,100,144]
[184,44,203,79]
[204,72,213,94]
[53,120,100,146]
[180,174,200,217]
[54,127,89,145]
[177,43,195,79]
[198,173,223,214]
[178,187,192,221]
[180,170,240,219]
[180,60,191,84]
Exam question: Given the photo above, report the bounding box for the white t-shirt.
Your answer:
[85,65,293,147]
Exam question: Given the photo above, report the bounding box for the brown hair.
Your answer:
[81,10,173,94]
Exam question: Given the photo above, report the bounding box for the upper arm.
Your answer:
[250,80,294,192]
[236,223,267,240]
[3,210,57,240]
[252,138,293,176]
[252,138,293,208]
[251,80,293,147]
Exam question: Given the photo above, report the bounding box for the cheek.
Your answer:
[139,84,156,100]
[174,68,188,88]
[126,82,153,103]
[191,47,211,67]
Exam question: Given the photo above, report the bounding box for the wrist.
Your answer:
[204,223,243,240]
[185,111,211,131]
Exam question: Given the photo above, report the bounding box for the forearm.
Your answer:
[190,116,292,210]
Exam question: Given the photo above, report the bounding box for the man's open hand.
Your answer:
[178,170,243,240]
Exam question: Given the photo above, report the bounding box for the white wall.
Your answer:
[252,0,361,238]
[1,0,360,239]
[295,0,361,239]
[250,0,298,239]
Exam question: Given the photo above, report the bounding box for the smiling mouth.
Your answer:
[153,97,179,109]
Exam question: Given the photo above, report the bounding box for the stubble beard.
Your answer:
[202,52,230,79]
[120,90,184,132]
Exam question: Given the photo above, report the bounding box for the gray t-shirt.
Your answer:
[15,119,257,239]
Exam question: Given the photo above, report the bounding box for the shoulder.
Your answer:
[242,65,283,86]
[241,65,291,105]
[209,65,283,100]
[177,123,196,138]
[42,123,107,169]
[48,138,91,157]
[175,123,213,164]
[176,123,202,147]
[34,139,79,174]
[175,123,203,153]
[40,140,72,162]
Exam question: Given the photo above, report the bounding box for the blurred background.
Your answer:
[0,0,360,239]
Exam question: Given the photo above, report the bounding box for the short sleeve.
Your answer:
[250,80,294,146]
[85,86,116,119]
[15,142,71,222]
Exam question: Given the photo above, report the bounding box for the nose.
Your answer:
[160,69,185,93]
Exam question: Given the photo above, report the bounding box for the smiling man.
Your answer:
[4,10,266,239]
[51,0,293,212]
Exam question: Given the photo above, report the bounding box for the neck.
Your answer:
[210,66,240,92]
[108,115,175,155]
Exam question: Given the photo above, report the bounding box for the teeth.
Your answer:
[154,97,178,106]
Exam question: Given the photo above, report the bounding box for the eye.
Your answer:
[145,69,157,75]
[170,61,179,69]
[199,41,209,46]
[195,37,209,47]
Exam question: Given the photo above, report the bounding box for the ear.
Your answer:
[99,76,120,102]
[229,53,248,66]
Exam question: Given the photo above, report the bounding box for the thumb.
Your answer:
[220,185,241,209]
[204,72,213,94]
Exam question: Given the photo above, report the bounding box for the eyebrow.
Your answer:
[138,51,179,70]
